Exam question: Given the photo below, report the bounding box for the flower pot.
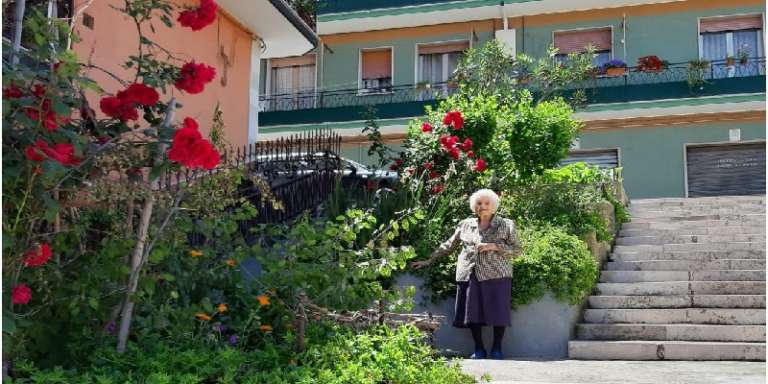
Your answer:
[726,58,736,66]
[740,58,749,65]
[605,67,626,77]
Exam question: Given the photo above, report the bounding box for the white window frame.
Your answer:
[358,46,394,96]
[413,39,469,86]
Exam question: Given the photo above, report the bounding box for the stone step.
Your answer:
[628,209,766,219]
[604,259,766,271]
[568,340,766,360]
[620,226,765,237]
[628,214,765,224]
[610,250,766,262]
[583,308,765,325]
[588,295,766,309]
[614,242,766,253]
[630,196,766,208]
[595,281,766,296]
[575,323,766,342]
[616,234,765,246]
[599,270,766,283]
[622,219,765,230]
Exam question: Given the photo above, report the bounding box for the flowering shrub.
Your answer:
[636,55,665,72]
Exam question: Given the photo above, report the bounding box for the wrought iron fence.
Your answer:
[162,129,343,230]
[258,58,765,113]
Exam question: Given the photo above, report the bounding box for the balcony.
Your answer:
[318,0,459,15]
[259,58,766,127]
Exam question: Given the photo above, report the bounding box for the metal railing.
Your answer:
[258,58,765,113]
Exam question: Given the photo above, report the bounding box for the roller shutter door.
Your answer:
[686,143,766,197]
[562,149,619,169]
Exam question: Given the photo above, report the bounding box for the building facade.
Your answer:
[258,0,766,199]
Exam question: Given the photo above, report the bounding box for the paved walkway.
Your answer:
[460,359,766,384]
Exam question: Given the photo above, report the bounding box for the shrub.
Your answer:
[511,226,598,307]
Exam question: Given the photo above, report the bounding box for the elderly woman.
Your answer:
[412,189,520,359]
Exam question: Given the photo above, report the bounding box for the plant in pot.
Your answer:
[726,55,736,66]
[636,55,664,72]
[602,59,628,76]
[737,45,751,65]
[687,58,710,90]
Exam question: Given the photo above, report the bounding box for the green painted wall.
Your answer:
[520,5,764,65]
[340,143,406,167]
[579,121,766,199]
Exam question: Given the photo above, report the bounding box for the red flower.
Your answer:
[11,284,32,305]
[25,140,80,166]
[175,61,216,94]
[439,135,459,150]
[474,158,487,172]
[421,122,433,133]
[460,138,473,151]
[442,111,464,130]
[431,184,444,194]
[100,96,138,122]
[120,83,160,106]
[24,92,70,132]
[178,0,218,31]
[389,158,404,171]
[32,84,46,98]
[466,150,475,158]
[3,83,23,99]
[448,147,461,160]
[24,243,53,267]
[167,117,221,170]
[429,170,440,179]
[423,162,433,170]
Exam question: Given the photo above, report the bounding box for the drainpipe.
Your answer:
[501,1,507,31]
[10,0,27,65]
[622,13,627,60]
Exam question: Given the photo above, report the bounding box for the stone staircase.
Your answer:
[569,196,766,361]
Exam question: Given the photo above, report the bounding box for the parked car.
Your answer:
[340,158,399,190]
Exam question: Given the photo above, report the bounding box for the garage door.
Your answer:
[686,142,766,197]
[561,149,619,169]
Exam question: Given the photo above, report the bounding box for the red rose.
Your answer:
[25,145,45,162]
[11,284,32,305]
[431,184,444,194]
[3,83,23,99]
[429,170,440,179]
[440,135,459,150]
[120,83,160,106]
[24,96,69,132]
[167,117,220,170]
[466,150,475,158]
[448,147,461,160]
[421,122,433,133]
[178,0,218,31]
[24,243,53,267]
[423,162,433,170]
[26,140,80,166]
[474,158,487,172]
[100,96,139,122]
[32,84,46,98]
[442,111,464,130]
[460,138,473,151]
[175,61,216,94]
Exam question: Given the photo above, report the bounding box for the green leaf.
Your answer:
[88,297,99,310]
[3,312,16,334]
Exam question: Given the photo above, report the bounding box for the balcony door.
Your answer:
[269,55,315,111]
[700,14,764,78]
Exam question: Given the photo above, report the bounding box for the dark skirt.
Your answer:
[453,272,512,328]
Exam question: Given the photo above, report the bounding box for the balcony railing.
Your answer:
[258,58,765,126]
[318,0,458,15]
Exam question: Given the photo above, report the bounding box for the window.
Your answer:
[700,15,764,78]
[417,41,468,85]
[360,48,393,93]
[268,55,315,111]
[553,28,612,68]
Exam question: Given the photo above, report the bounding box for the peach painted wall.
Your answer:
[72,0,253,146]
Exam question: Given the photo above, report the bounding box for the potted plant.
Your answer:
[687,59,710,90]
[737,45,751,65]
[603,59,627,76]
[636,55,664,72]
[726,55,736,66]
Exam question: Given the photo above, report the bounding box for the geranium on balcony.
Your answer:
[636,55,666,73]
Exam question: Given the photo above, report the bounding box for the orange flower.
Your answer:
[260,324,273,333]
[189,250,203,258]
[225,259,236,267]
[256,294,270,306]
[217,303,228,313]
[195,312,211,321]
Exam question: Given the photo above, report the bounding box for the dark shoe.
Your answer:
[490,350,504,360]
[470,349,487,359]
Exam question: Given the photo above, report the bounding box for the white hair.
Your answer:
[469,189,500,214]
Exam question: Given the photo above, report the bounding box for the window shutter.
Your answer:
[700,15,763,33]
[418,41,469,55]
[554,28,612,54]
[361,49,392,79]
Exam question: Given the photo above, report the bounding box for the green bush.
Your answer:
[511,227,598,307]
[11,324,477,384]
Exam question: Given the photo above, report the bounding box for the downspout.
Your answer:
[501,1,508,31]
[622,13,627,60]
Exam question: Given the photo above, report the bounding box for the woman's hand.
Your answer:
[410,260,432,269]
[477,243,501,252]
